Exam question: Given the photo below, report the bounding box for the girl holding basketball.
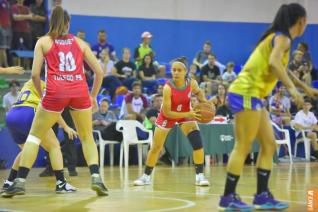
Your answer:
[219,3,318,211]
[134,57,213,186]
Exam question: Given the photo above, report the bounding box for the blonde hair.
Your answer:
[47,6,70,38]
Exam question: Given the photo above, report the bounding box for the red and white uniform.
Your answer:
[156,79,195,129]
[42,34,91,112]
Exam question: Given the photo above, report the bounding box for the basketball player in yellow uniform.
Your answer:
[1,79,77,195]
[218,3,318,211]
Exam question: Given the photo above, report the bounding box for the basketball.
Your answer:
[194,102,215,123]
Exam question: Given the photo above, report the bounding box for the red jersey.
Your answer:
[44,34,89,98]
[158,79,191,119]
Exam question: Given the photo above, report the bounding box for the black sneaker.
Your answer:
[1,178,25,198]
[68,170,78,177]
[55,180,77,194]
[91,175,108,196]
[39,167,54,177]
[0,180,13,194]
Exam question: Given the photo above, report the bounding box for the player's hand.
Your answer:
[289,87,304,108]
[187,110,201,120]
[6,66,25,75]
[304,87,318,99]
[90,96,98,113]
[64,126,78,140]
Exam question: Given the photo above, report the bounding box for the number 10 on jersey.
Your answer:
[58,52,76,72]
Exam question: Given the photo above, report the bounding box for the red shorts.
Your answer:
[155,113,195,129]
[41,95,91,112]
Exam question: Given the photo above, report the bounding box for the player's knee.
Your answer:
[26,134,41,145]
[187,130,203,150]
[150,144,163,154]
[78,132,94,143]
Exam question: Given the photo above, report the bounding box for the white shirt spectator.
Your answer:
[119,92,148,119]
[222,71,237,82]
[294,110,317,135]
[99,59,114,76]
[3,92,18,112]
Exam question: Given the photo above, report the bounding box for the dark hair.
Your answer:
[171,56,188,70]
[47,6,70,38]
[100,98,110,104]
[304,97,312,103]
[257,3,306,45]
[132,80,142,88]
[142,53,154,66]
[9,80,20,87]
[98,29,106,34]
[298,41,308,51]
[204,41,212,46]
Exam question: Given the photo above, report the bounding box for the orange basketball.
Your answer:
[194,102,215,123]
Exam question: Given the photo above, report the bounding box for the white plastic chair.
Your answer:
[290,121,311,161]
[116,120,153,168]
[93,130,121,168]
[271,121,293,163]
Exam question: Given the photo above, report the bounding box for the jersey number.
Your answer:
[177,104,182,112]
[58,52,76,72]
[16,90,31,105]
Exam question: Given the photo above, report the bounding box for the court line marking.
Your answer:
[118,188,306,205]
[143,197,195,212]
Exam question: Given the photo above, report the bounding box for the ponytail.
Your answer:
[257,3,306,45]
[47,6,70,38]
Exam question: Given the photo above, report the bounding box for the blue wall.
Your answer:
[70,15,318,67]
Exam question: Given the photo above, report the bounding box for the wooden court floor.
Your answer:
[0,162,316,211]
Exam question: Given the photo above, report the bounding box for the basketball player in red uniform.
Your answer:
[134,57,212,186]
[2,6,108,197]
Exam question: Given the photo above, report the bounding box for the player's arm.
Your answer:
[57,116,78,140]
[191,79,209,103]
[269,35,303,105]
[31,38,45,97]
[162,84,197,119]
[288,69,318,98]
[0,66,24,75]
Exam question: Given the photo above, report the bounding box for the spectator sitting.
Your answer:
[77,30,86,41]
[144,94,162,131]
[294,98,318,161]
[93,98,122,142]
[269,85,291,126]
[209,83,232,118]
[138,54,157,92]
[111,47,136,91]
[91,29,117,61]
[0,0,12,67]
[3,80,20,113]
[200,53,221,84]
[222,62,237,84]
[289,50,312,86]
[297,42,314,74]
[99,49,114,77]
[119,81,148,122]
[30,0,47,48]
[193,40,225,73]
[134,31,153,68]
[189,64,199,82]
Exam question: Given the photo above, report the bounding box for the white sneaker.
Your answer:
[133,174,151,186]
[56,180,77,193]
[195,173,210,186]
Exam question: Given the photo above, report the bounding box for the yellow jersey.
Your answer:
[13,79,45,109]
[229,33,290,99]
